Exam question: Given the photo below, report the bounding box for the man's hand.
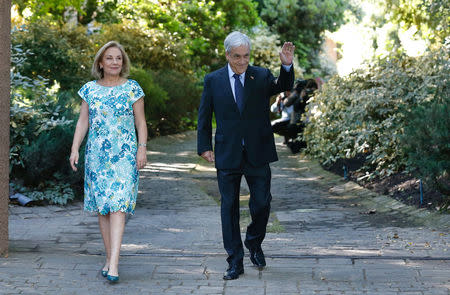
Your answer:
[201,150,215,163]
[279,42,295,66]
[276,93,283,105]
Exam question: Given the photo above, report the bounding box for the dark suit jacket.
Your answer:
[197,64,294,170]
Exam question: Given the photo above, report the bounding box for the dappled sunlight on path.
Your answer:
[4,131,449,294]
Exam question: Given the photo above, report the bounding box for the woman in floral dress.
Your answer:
[70,41,147,283]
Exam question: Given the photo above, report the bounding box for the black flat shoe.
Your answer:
[223,265,244,280]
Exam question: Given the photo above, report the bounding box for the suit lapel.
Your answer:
[220,66,237,108]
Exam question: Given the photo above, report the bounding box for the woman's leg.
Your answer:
[107,211,126,276]
[98,214,111,272]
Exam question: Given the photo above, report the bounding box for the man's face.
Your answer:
[226,45,250,75]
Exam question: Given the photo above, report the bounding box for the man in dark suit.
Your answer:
[197,31,295,280]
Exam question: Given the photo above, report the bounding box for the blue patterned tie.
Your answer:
[233,73,244,113]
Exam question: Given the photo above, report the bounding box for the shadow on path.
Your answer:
[4,131,449,294]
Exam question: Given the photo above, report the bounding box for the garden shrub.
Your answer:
[10,45,74,171]
[20,125,73,186]
[129,66,201,136]
[303,45,449,186]
[10,44,82,204]
[97,21,190,74]
[11,20,94,90]
[10,18,203,205]
[152,70,202,135]
[402,95,450,199]
[129,67,169,137]
[251,26,304,78]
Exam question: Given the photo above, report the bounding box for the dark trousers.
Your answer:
[272,119,297,142]
[216,152,272,266]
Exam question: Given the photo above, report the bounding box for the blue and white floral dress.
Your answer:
[78,79,145,215]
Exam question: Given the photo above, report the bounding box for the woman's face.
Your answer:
[100,47,123,77]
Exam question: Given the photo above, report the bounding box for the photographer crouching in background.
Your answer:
[270,91,294,145]
[281,78,321,154]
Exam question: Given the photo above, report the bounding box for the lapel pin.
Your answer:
[250,76,254,80]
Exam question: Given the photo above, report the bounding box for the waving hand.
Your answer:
[279,42,295,66]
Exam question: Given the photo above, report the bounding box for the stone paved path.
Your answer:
[2,131,450,294]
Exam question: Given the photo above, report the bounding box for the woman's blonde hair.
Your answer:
[91,41,130,79]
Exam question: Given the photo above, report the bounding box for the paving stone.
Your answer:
[2,131,449,294]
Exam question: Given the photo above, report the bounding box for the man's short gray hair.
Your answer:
[224,31,251,53]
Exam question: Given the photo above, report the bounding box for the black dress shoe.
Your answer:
[245,240,266,269]
[249,249,266,269]
[223,264,244,280]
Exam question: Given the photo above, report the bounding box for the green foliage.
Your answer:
[214,0,261,30]
[9,0,261,206]
[20,125,74,186]
[402,96,450,195]
[13,0,84,20]
[11,21,94,90]
[384,0,450,44]
[10,44,74,170]
[14,0,261,73]
[27,183,75,205]
[138,0,260,71]
[251,26,304,77]
[10,44,80,205]
[11,181,76,205]
[304,45,449,185]
[152,70,202,135]
[260,0,358,71]
[129,67,169,137]
[97,21,190,73]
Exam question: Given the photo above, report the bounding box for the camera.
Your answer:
[293,79,307,92]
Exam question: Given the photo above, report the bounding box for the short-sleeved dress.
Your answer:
[78,79,145,215]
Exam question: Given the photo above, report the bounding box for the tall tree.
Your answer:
[383,0,449,44]
[136,0,261,71]
[260,0,358,71]
[13,0,262,73]
[13,0,84,20]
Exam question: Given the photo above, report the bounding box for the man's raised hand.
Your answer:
[279,42,295,66]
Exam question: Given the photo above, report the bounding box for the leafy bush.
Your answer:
[10,44,82,204]
[10,44,74,171]
[129,67,169,137]
[152,70,202,135]
[11,21,94,90]
[97,21,191,74]
[20,125,74,186]
[260,0,359,71]
[10,180,76,206]
[27,182,75,206]
[129,66,201,136]
[402,96,450,197]
[304,45,449,183]
[251,26,304,78]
